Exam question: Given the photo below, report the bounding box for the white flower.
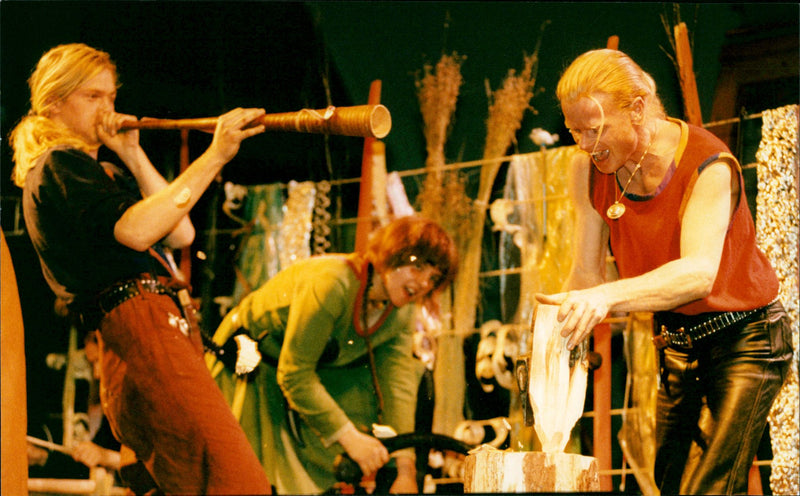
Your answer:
[529,128,559,147]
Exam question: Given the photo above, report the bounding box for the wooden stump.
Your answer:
[464,449,600,493]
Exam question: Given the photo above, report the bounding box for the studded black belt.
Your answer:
[79,276,174,330]
[96,277,173,313]
[652,300,775,350]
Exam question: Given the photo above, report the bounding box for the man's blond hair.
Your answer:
[556,49,665,120]
[9,43,118,187]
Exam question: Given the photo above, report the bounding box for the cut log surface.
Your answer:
[464,448,600,492]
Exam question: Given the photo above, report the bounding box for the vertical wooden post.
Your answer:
[748,459,764,495]
[354,80,383,253]
[597,32,617,487]
[674,22,704,126]
[593,322,613,492]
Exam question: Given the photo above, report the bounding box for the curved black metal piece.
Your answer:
[333,432,473,484]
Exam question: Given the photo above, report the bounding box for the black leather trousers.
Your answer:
[654,300,793,495]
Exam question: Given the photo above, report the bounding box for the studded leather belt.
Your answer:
[652,300,775,350]
[79,276,174,330]
[95,277,172,313]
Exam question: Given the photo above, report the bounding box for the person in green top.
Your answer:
[210,216,458,494]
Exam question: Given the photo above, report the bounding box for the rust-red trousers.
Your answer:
[97,289,271,495]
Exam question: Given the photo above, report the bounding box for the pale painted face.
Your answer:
[562,94,639,174]
[49,68,117,148]
[381,259,442,308]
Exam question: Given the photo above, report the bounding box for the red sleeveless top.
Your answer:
[590,119,779,315]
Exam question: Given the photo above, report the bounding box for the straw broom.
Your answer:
[415,52,472,303]
[435,49,539,438]
[415,52,472,242]
[452,48,541,368]
[415,53,475,436]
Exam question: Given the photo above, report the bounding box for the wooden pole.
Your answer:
[674,22,704,126]
[62,326,78,452]
[593,322,613,492]
[354,80,383,253]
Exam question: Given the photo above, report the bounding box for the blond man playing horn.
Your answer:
[10,43,271,494]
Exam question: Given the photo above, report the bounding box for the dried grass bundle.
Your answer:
[416,52,465,181]
[417,172,474,242]
[480,51,540,204]
[415,53,474,437]
[415,52,473,241]
[453,43,543,340]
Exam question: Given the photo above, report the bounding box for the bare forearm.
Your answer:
[539,256,716,350]
[114,148,224,251]
[394,454,416,477]
[391,455,418,493]
[599,257,714,313]
[119,146,194,248]
[114,107,265,251]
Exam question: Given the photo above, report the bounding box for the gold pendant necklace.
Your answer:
[607,138,653,220]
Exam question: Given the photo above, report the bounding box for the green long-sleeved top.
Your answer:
[212,253,424,493]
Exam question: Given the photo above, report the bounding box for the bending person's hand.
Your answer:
[337,423,389,478]
[535,288,610,350]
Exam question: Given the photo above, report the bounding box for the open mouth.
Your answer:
[591,149,610,162]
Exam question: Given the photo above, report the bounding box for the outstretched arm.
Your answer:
[102,107,266,251]
[98,111,193,248]
[537,156,735,349]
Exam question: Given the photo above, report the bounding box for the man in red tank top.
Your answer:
[536,49,792,495]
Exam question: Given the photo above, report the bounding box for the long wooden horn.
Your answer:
[120,104,391,139]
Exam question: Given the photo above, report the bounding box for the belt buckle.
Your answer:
[652,331,668,350]
[655,325,693,350]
